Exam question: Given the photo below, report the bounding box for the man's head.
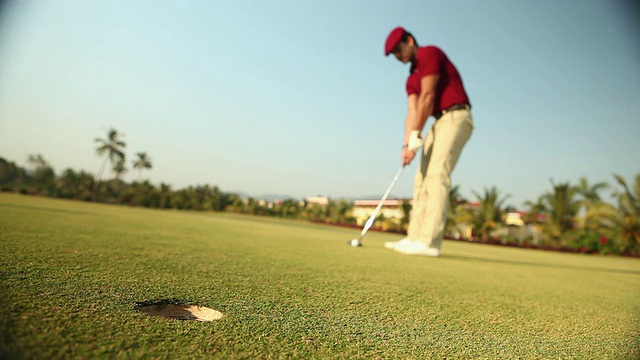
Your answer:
[384,26,418,63]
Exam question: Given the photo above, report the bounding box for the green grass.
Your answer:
[1,193,639,359]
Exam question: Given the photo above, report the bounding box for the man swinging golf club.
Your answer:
[383,27,473,257]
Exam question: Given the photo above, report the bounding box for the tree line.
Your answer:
[1,128,638,256]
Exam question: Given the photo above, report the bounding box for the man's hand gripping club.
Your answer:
[402,129,424,165]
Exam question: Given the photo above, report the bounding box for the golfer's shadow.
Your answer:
[442,254,640,275]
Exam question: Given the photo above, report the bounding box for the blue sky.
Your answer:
[0,1,638,207]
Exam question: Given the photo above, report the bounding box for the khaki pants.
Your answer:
[407,109,473,249]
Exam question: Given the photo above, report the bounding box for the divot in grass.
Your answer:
[137,301,223,322]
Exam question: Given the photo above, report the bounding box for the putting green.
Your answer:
[1,193,639,359]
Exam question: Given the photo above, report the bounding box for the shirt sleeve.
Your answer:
[406,46,444,96]
[417,46,444,76]
[405,74,419,96]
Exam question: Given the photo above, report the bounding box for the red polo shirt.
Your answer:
[405,46,470,116]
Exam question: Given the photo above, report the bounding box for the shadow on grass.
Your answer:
[443,254,640,275]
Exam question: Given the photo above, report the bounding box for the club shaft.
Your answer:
[358,166,405,239]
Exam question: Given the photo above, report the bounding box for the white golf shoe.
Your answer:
[384,237,411,250]
[393,240,441,257]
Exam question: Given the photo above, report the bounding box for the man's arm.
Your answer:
[402,74,440,165]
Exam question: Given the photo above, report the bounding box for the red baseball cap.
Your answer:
[385,26,407,56]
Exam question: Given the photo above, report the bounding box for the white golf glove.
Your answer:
[406,130,424,152]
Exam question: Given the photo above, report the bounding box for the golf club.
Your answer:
[349,165,406,247]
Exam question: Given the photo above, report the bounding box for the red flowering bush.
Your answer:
[571,231,618,255]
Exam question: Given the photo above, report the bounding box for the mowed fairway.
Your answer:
[1,194,639,359]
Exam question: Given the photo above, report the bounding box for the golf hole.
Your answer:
[138,302,224,322]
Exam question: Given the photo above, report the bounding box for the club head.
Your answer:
[348,239,362,247]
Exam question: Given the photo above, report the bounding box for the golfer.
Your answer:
[383,27,473,257]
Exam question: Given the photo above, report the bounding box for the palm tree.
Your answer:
[576,177,609,202]
[157,183,173,209]
[0,158,27,187]
[113,159,128,181]
[27,154,55,195]
[57,168,94,200]
[400,199,412,231]
[613,174,640,254]
[541,180,580,243]
[471,187,510,241]
[27,154,47,169]
[523,196,546,221]
[110,158,128,196]
[446,185,472,239]
[575,177,609,230]
[132,152,152,182]
[94,128,126,197]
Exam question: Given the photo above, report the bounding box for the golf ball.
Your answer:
[350,239,360,247]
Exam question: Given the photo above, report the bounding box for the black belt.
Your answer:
[434,104,470,120]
